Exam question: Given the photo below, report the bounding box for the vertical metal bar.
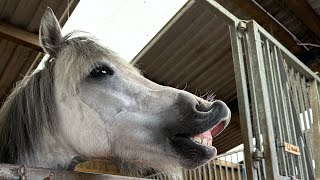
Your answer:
[208,161,212,180]
[284,61,302,178]
[199,166,203,180]
[274,46,298,176]
[219,158,223,180]
[310,80,320,179]
[296,72,308,133]
[189,169,192,180]
[214,160,218,180]
[193,169,197,180]
[229,22,257,180]
[231,154,235,180]
[263,37,288,176]
[236,153,241,180]
[247,20,279,179]
[225,156,229,180]
[203,164,208,180]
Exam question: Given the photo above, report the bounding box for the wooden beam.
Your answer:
[232,0,305,55]
[275,0,320,41]
[0,21,42,52]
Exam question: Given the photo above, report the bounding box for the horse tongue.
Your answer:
[194,130,212,138]
[194,122,225,138]
[211,122,225,136]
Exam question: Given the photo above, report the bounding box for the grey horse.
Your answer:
[0,8,230,176]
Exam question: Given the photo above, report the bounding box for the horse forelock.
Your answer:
[0,59,57,163]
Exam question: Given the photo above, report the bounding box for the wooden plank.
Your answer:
[0,21,42,52]
[0,163,144,180]
[275,0,320,40]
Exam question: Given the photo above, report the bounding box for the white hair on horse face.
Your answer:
[0,7,231,178]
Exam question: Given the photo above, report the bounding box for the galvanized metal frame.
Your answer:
[198,0,320,179]
[147,149,247,179]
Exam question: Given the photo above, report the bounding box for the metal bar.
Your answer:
[196,0,240,25]
[254,22,320,82]
[229,22,257,180]
[310,80,320,179]
[264,37,287,176]
[274,45,296,176]
[203,164,207,180]
[231,154,235,180]
[198,166,202,180]
[219,158,223,180]
[225,156,229,180]
[214,160,218,180]
[207,161,212,180]
[283,61,302,177]
[247,20,279,179]
[244,25,263,152]
[288,68,309,178]
[193,169,197,180]
[236,153,241,180]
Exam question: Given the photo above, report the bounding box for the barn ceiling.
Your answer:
[0,0,79,104]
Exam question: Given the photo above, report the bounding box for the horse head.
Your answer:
[0,8,231,176]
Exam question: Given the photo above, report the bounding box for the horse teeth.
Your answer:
[208,139,212,146]
[202,138,208,145]
[194,137,201,144]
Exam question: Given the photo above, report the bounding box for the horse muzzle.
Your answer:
[169,99,231,169]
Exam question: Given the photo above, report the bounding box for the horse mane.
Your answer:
[0,58,57,163]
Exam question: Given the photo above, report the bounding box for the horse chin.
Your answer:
[170,135,217,169]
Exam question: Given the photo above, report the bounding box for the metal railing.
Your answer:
[230,19,320,179]
[147,149,246,180]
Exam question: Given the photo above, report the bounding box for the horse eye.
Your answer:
[89,65,114,78]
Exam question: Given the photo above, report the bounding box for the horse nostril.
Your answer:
[195,101,211,112]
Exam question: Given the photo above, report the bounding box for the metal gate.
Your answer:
[231,19,320,179]
[147,149,247,180]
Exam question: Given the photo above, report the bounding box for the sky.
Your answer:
[61,0,187,62]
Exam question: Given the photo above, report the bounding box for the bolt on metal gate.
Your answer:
[230,19,320,179]
[147,149,247,180]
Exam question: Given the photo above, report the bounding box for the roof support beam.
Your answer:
[0,21,42,52]
[275,0,320,41]
[232,0,305,55]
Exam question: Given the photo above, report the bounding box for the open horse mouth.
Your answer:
[170,100,231,169]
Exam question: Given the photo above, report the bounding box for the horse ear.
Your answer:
[39,7,63,56]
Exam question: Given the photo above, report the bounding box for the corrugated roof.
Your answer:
[133,1,240,153]
[0,0,79,103]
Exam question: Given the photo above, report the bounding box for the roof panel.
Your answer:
[0,0,79,103]
[10,0,41,27]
